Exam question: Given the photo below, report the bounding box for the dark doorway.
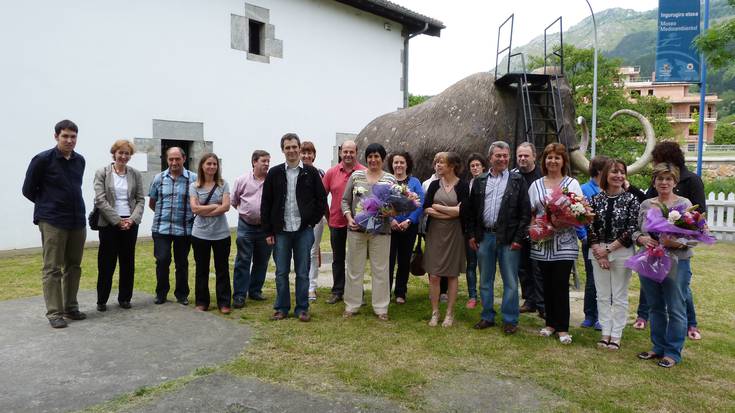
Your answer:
[249,20,264,55]
[161,140,192,172]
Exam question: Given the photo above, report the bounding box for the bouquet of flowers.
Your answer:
[625,204,716,282]
[353,183,420,233]
[529,187,594,242]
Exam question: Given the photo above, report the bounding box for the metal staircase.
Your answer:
[494,15,565,155]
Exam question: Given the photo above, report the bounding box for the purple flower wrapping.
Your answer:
[644,207,716,244]
[625,247,673,283]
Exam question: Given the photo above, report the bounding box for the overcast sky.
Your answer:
[395,0,659,95]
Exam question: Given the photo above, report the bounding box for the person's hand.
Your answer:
[510,242,522,251]
[425,207,436,216]
[266,235,275,246]
[637,235,658,248]
[597,257,611,270]
[390,219,401,231]
[660,234,683,249]
[347,215,360,231]
[591,244,607,260]
[469,238,479,251]
[399,220,411,231]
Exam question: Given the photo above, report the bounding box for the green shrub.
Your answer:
[704,177,735,195]
[713,123,735,145]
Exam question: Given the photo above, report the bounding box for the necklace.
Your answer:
[113,165,127,176]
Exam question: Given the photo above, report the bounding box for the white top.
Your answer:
[528,176,583,261]
[113,172,131,216]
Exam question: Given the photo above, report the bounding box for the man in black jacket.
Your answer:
[466,141,531,334]
[261,133,327,322]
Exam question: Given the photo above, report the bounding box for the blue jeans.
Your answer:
[477,232,520,325]
[465,241,478,299]
[637,260,697,327]
[273,227,314,316]
[639,258,689,363]
[233,219,273,301]
[582,240,598,322]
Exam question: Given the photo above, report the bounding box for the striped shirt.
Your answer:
[528,176,583,261]
[341,170,397,234]
[283,162,302,231]
[149,169,197,236]
[482,169,509,228]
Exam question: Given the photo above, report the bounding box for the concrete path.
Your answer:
[0,291,250,413]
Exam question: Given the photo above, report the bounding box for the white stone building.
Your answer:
[2,0,443,250]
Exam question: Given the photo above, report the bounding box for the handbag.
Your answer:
[88,207,100,231]
[410,235,426,276]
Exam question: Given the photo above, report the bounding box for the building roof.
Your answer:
[335,0,445,36]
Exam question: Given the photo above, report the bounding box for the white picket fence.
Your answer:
[707,192,735,241]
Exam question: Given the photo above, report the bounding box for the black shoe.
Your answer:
[63,310,87,320]
[119,301,131,309]
[176,298,189,306]
[537,310,546,320]
[326,294,343,304]
[233,298,245,309]
[155,297,166,305]
[97,304,107,312]
[473,319,495,330]
[249,293,266,301]
[49,318,68,328]
[519,303,536,313]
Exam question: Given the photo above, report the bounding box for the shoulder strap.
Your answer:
[202,184,218,205]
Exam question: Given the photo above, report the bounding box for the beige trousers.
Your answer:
[39,221,86,319]
[345,231,390,315]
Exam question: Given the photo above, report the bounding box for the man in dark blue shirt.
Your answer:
[22,120,87,328]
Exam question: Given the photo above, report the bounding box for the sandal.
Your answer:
[606,341,621,351]
[558,334,573,345]
[657,357,676,368]
[376,313,389,321]
[342,310,356,319]
[688,326,702,340]
[428,311,440,327]
[396,297,406,304]
[633,318,647,330]
[539,327,555,337]
[596,339,610,349]
[442,314,454,328]
[637,351,662,360]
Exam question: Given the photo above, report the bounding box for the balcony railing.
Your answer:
[667,112,718,121]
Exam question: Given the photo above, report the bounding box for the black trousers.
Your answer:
[539,260,573,332]
[329,226,347,295]
[97,224,138,304]
[192,236,232,308]
[389,223,418,299]
[152,233,191,301]
[518,239,544,311]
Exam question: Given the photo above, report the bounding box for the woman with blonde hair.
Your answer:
[93,140,145,311]
[189,153,232,314]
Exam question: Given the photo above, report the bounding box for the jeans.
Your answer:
[639,258,689,363]
[97,223,138,304]
[309,218,326,292]
[477,232,521,325]
[389,223,418,299]
[329,226,347,296]
[273,228,314,316]
[539,260,573,332]
[518,238,543,311]
[38,221,86,320]
[465,240,478,299]
[192,236,232,308]
[233,219,273,301]
[582,240,598,322]
[637,260,698,328]
[152,233,191,301]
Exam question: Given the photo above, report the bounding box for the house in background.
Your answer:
[2,0,443,250]
[620,66,720,146]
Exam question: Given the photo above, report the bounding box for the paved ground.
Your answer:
[0,291,250,413]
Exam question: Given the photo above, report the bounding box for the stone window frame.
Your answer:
[231,3,283,64]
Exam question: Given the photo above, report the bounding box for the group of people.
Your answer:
[23,120,703,368]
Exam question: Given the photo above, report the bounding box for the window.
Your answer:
[630,90,641,97]
[647,89,654,96]
[689,105,698,115]
[249,20,264,56]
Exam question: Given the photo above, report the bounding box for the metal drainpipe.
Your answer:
[403,22,429,108]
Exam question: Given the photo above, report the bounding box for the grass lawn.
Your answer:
[2,233,734,412]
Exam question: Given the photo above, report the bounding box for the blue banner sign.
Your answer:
[655,0,701,83]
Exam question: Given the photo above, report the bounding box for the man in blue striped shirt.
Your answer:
[148,147,197,305]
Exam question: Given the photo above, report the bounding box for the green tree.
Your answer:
[690,110,700,136]
[695,0,735,79]
[408,94,431,107]
[714,123,735,144]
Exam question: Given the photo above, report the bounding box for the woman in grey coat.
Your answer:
[93,140,145,311]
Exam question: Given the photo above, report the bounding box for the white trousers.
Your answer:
[308,217,326,292]
[591,246,633,338]
[345,231,390,315]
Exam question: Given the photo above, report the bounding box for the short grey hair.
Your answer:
[517,142,536,156]
[488,141,510,156]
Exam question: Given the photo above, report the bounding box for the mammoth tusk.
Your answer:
[610,109,656,175]
[570,148,590,175]
[576,116,589,154]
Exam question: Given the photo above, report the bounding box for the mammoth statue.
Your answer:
[354,71,655,180]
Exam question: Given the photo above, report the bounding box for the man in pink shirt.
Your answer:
[231,150,272,308]
[322,140,365,304]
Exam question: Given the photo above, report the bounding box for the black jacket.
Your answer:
[645,166,706,212]
[22,147,86,229]
[260,162,327,235]
[423,179,470,234]
[465,170,531,245]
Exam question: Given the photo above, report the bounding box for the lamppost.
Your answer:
[585,0,599,159]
